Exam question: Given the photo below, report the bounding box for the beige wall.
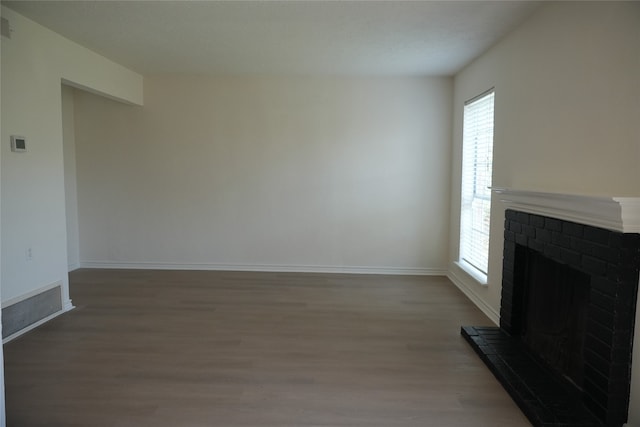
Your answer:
[447,2,640,424]
[73,76,452,274]
[1,6,142,306]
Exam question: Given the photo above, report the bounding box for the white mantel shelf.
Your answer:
[492,188,640,234]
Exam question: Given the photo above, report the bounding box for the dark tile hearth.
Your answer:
[461,326,603,427]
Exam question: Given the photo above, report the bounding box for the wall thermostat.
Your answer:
[11,135,26,152]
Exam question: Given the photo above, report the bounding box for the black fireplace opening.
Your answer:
[462,209,640,427]
[520,246,591,392]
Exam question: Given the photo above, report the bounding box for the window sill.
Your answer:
[455,260,488,286]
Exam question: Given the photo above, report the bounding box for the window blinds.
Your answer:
[460,90,495,277]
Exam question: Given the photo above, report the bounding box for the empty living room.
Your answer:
[1,1,639,426]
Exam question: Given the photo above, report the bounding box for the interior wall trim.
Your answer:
[492,187,640,233]
[79,261,446,276]
[447,269,500,325]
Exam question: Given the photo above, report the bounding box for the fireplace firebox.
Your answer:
[521,247,591,391]
[462,209,640,427]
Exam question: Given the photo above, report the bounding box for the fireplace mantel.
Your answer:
[492,187,640,233]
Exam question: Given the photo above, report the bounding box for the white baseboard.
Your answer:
[447,269,499,325]
[79,261,446,276]
[63,298,75,312]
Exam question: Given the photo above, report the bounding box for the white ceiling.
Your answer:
[4,1,541,76]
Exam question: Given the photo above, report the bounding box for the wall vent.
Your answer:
[1,17,11,39]
[2,285,63,338]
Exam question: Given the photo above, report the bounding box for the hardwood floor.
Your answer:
[4,270,530,427]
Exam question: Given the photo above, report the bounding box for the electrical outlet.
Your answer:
[26,247,33,262]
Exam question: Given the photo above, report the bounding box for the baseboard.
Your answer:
[79,261,446,276]
[447,269,499,325]
[63,298,75,312]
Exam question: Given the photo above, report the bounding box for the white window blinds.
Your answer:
[460,90,494,278]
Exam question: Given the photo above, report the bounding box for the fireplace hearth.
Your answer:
[462,207,640,427]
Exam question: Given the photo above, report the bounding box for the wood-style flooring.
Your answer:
[4,269,531,426]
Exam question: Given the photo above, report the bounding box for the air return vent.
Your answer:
[1,17,11,39]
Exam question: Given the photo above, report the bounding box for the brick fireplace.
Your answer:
[462,189,640,427]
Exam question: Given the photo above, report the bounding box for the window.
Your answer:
[459,89,494,282]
